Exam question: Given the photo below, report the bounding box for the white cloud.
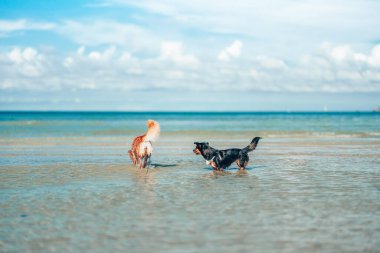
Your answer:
[249,69,259,79]
[0,19,55,37]
[331,45,352,62]
[255,55,286,70]
[107,0,380,45]
[1,42,380,93]
[218,40,243,61]
[57,20,155,50]
[1,1,379,110]
[369,45,380,67]
[322,43,380,68]
[4,47,45,77]
[160,41,199,66]
[63,57,74,68]
[119,52,132,62]
[88,46,116,61]
[0,47,47,90]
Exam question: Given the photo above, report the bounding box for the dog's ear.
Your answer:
[194,142,199,145]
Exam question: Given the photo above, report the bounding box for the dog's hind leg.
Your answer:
[238,153,249,170]
[236,161,245,170]
[147,154,152,167]
[142,154,149,169]
[130,150,138,165]
[143,147,150,168]
[128,150,134,164]
[134,151,139,165]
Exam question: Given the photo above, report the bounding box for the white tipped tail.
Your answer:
[144,120,160,142]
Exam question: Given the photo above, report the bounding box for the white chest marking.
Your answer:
[205,156,215,165]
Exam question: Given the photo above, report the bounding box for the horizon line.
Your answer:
[0,110,378,113]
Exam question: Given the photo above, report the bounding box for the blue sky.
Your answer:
[0,0,379,111]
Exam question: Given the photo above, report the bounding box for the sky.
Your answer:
[0,0,379,111]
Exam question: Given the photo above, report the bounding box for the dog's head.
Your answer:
[193,142,209,155]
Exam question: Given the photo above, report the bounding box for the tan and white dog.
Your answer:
[128,120,160,168]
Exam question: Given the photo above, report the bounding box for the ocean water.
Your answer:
[0,111,379,253]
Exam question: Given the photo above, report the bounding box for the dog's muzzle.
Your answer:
[193,148,201,155]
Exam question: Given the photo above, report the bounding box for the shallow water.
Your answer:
[1,112,380,252]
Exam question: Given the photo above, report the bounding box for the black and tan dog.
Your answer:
[193,137,261,171]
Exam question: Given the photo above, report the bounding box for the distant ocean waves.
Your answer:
[0,111,379,138]
[0,126,379,140]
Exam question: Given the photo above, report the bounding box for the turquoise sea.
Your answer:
[1,111,379,252]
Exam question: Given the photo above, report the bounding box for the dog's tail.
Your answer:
[242,137,261,153]
[144,120,160,142]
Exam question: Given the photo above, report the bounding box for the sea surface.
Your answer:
[1,111,379,253]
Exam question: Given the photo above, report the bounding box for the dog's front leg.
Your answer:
[210,161,218,171]
[141,155,149,168]
[145,155,150,168]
